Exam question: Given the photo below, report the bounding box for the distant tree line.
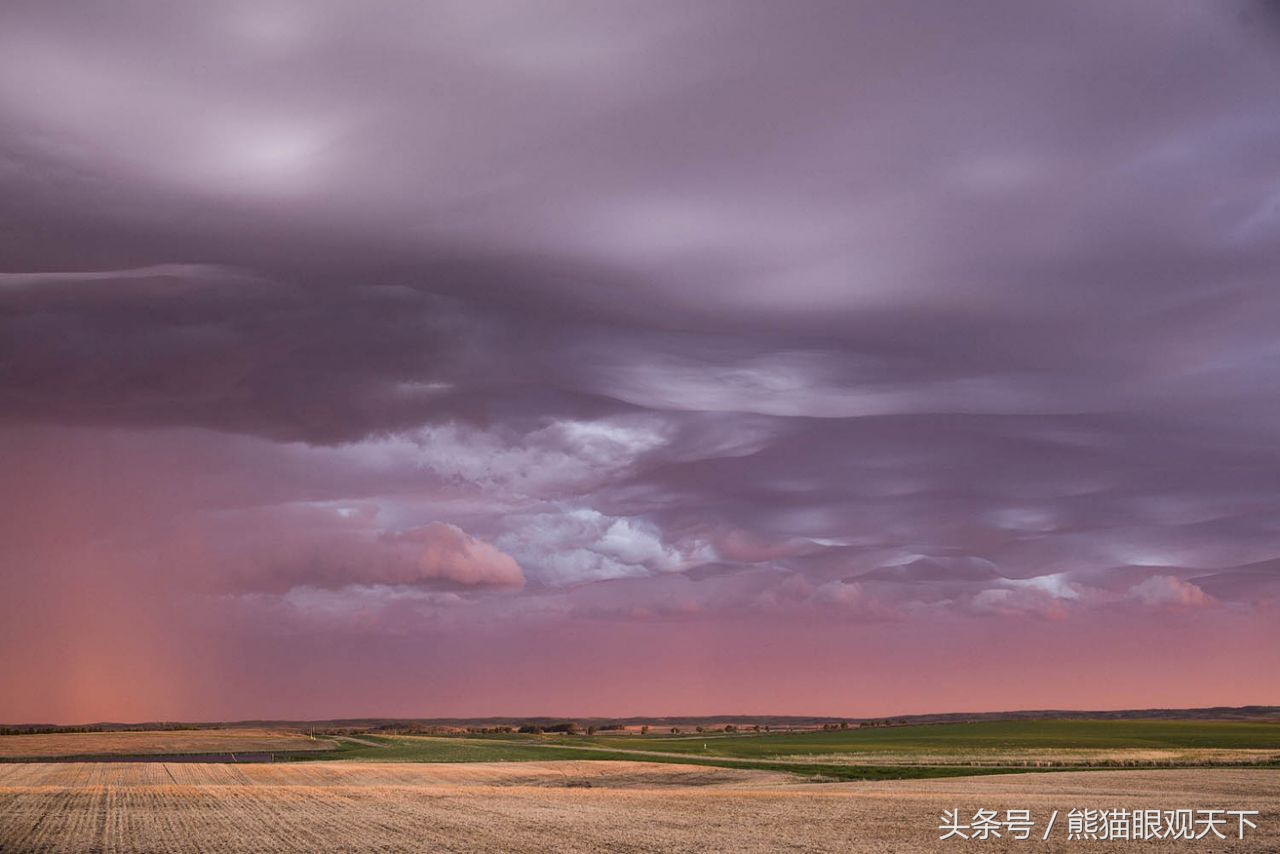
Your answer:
[518,722,582,734]
[691,724,769,734]
[1,723,206,736]
[0,726,105,736]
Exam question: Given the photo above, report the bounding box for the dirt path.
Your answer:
[332,735,387,748]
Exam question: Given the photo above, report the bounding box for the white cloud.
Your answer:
[334,416,670,500]
[496,508,703,585]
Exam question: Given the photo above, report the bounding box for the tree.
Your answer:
[640,725,649,735]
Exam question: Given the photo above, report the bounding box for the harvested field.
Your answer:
[0,760,792,790]
[0,729,334,759]
[0,762,1275,852]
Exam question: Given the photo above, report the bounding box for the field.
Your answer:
[281,733,1011,781]
[6,720,1278,775]
[284,719,1280,775]
[560,719,1280,767]
[2,721,1278,851]
[0,762,1276,852]
[0,729,335,760]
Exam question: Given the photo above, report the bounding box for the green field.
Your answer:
[7,720,1276,783]
[302,734,1019,781]
[296,719,1280,781]
[566,720,1280,757]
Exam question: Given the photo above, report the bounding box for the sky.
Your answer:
[2,1,1280,724]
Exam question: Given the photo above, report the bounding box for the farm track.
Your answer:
[331,735,387,749]
[0,763,1277,852]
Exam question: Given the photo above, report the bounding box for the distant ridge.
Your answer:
[7,705,1277,732]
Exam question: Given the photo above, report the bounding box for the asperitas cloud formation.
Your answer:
[2,1,1279,722]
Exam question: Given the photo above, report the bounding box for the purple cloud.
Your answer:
[2,0,1279,720]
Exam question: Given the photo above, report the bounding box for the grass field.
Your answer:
[301,734,1019,781]
[1,762,1275,853]
[5,720,1277,778]
[251,719,1280,781]
[568,719,1280,753]
[555,720,1280,767]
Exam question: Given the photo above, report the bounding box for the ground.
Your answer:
[296,719,1280,778]
[2,722,1278,851]
[0,729,334,759]
[0,762,1276,853]
[564,719,1280,766]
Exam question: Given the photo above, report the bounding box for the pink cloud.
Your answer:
[398,522,525,588]
[176,505,524,593]
[710,528,821,563]
[1129,575,1214,611]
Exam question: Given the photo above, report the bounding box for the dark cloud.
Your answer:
[2,1,1279,719]
[0,265,512,442]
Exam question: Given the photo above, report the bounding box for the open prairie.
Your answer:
[6,719,1278,776]
[0,762,1276,853]
[279,719,1280,776]
[0,729,334,759]
[561,720,1280,768]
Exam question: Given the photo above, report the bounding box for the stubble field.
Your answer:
[0,729,334,760]
[0,761,1276,853]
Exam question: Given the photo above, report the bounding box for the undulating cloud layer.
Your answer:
[2,1,1278,723]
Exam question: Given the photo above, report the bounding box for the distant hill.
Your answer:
[6,705,1277,734]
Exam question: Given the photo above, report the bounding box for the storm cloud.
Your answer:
[2,0,1278,722]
